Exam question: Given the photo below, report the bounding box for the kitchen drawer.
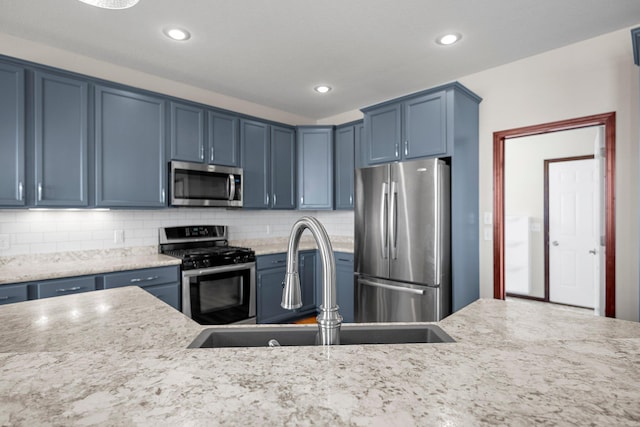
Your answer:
[335,252,354,265]
[102,266,179,289]
[36,276,97,299]
[142,282,180,311]
[256,253,287,270]
[0,283,29,305]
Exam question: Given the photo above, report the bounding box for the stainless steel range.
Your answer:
[159,225,256,325]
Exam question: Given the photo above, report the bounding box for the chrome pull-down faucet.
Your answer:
[281,216,342,345]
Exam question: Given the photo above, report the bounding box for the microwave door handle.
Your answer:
[228,174,236,201]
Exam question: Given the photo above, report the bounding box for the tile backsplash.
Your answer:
[0,209,354,256]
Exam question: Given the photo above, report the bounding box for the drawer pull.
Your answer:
[337,258,352,262]
[272,260,286,264]
[0,296,11,301]
[130,276,159,283]
[56,286,83,293]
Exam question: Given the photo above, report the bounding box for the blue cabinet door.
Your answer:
[170,101,205,163]
[297,126,334,210]
[335,252,354,323]
[34,71,89,207]
[95,85,166,207]
[403,91,447,159]
[256,263,290,323]
[270,125,296,209]
[364,103,401,165]
[334,125,355,210]
[0,62,25,206]
[354,121,365,169]
[240,119,270,209]
[208,111,240,167]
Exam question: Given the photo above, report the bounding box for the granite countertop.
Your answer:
[1,289,639,426]
[0,236,353,286]
[0,246,181,285]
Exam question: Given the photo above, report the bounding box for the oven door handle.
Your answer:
[182,262,256,278]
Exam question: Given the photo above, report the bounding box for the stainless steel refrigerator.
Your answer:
[354,158,451,322]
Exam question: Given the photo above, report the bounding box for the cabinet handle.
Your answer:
[394,143,399,158]
[210,147,215,162]
[300,196,304,205]
[56,286,83,293]
[130,276,159,283]
[272,259,286,264]
[200,146,204,161]
[404,140,408,156]
[266,193,270,205]
[338,258,351,262]
[0,296,10,301]
[349,194,353,205]
[273,193,277,206]
[18,182,23,201]
[161,188,166,203]
[37,182,43,201]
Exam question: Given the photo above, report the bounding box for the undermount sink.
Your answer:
[188,324,455,348]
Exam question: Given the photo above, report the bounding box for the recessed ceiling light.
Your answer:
[314,85,332,94]
[164,28,191,41]
[77,0,139,9]
[436,33,461,46]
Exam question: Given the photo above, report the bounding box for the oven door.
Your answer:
[182,262,256,325]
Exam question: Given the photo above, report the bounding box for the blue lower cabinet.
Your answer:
[142,283,180,311]
[256,252,317,324]
[102,266,181,310]
[0,283,29,305]
[35,276,97,299]
[335,252,354,323]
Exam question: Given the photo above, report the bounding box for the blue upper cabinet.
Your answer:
[34,71,89,207]
[241,119,270,209]
[95,85,166,208]
[270,125,296,209]
[170,102,240,167]
[403,91,447,159]
[170,101,205,163]
[297,126,334,210]
[334,124,356,210]
[362,86,453,165]
[0,62,25,206]
[208,111,240,167]
[364,103,402,164]
[354,121,365,169]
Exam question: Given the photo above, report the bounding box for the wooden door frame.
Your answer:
[493,112,616,317]
[543,155,595,303]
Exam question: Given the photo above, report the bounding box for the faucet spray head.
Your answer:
[281,272,303,310]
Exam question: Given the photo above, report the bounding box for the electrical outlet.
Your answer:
[483,212,493,225]
[483,227,493,241]
[114,230,125,244]
[0,234,9,251]
[266,225,271,234]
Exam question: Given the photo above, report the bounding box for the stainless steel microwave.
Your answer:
[169,161,243,207]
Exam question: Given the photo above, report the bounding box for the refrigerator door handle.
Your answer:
[389,181,398,259]
[359,278,426,295]
[380,182,389,259]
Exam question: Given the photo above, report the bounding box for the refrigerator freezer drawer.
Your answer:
[355,276,445,322]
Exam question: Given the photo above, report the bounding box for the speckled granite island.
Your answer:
[1,287,639,426]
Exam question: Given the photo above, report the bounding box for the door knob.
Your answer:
[552,241,559,246]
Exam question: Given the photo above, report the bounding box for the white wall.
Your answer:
[0,209,354,256]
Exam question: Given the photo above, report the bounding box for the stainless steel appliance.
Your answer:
[159,225,256,325]
[354,158,451,322]
[169,160,243,208]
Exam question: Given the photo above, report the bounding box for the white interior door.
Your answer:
[548,159,597,308]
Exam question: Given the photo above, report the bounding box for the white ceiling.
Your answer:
[1,0,640,121]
